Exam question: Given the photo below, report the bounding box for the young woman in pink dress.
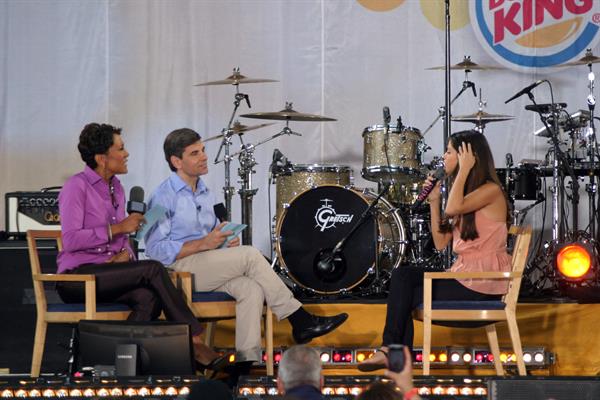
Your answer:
[359,130,510,371]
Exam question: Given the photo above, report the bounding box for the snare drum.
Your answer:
[275,185,406,294]
[362,125,423,183]
[275,164,353,220]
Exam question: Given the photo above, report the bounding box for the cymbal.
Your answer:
[241,103,336,122]
[452,110,514,124]
[426,56,504,71]
[203,122,275,142]
[194,69,278,86]
[561,49,600,66]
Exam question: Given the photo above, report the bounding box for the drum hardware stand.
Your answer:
[421,64,477,137]
[584,59,598,239]
[237,143,258,245]
[214,68,253,221]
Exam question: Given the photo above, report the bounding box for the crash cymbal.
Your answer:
[452,110,514,124]
[203,122,275,142]
[561,49,600,66]
[194,68,278,86]
[241,103,336,122]
[427,56,504,71]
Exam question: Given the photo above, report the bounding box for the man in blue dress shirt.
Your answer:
[145,128,347,365]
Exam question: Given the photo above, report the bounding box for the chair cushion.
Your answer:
[48,303,131,312]
[416,300,506,310]
[192,291,235,303]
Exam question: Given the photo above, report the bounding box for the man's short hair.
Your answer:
[278,345,322,391]
[163,128,201,172]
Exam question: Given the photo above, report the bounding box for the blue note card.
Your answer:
[136,205,168,241]
[219,222,247,248]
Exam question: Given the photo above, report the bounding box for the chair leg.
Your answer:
[31,318,47,377]
[204,322,216,347]
[485,324,504,376]
[506,311,526,376]
[422,316,432,375]
[265,306,274,376]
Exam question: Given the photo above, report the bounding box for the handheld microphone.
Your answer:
[213,203,227,222]
[505,80,545,104]
[127,186,146,214]
[411,167,445,210]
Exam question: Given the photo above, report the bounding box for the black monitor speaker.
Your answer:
[78,320,195,376]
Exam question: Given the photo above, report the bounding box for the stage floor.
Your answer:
[210,302,600,376]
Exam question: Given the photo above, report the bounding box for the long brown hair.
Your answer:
[439,130,507,240]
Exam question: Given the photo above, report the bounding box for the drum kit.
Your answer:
[195,49,600,298]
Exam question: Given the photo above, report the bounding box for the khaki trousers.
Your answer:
[170,245,301,361]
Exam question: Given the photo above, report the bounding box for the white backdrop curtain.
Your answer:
[0,0,595,255]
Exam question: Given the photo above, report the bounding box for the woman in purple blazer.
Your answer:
[56,122,225,370]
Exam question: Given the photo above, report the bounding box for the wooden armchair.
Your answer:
[414,226,533,376]
[176,271,274,375]
[26,230,131,377]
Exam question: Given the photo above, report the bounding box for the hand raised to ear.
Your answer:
[457,142,476,173]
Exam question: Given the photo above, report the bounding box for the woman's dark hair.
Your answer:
[357,382,401,400]
[78,123,122,169]
[439,130,507,240]
[163,128,201,172]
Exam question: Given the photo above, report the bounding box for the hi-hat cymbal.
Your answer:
[203,122,275,142]
[427,56,504,71]
[561,49,600,66]
[452,110,514,124]
[194,68,278,86]
[241,103,336,122]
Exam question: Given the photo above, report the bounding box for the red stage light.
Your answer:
[332,353,341,362]
[415,352,423,362]
[556,244,592,280]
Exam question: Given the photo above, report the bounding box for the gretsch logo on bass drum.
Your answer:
[314,198,354,232]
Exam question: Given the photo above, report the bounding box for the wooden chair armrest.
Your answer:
[424,271,521,280]
[33,273,96,282]
[171,271,193,305]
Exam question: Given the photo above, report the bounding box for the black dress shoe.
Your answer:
[292,313,349,344]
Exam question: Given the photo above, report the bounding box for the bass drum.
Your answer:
[275,185,406,294]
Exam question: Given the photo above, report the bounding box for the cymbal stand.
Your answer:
[421,67,477,136]
[214,68,252,220]
[585,61,598,238]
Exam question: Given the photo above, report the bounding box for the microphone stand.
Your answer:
[585,63,598,239]
[321,184,391,294]
[442,0,452,269]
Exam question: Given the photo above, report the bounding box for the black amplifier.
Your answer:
[5,188,61,237]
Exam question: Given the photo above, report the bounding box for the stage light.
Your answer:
[228,354,236,363]
[450,352,461,362]
[322,387,334,395]
[460,387,473,395]
[110,388,123,396]
[28,389,41,397]
[335,387,349,395]
[414,351,423,362]
[463,353,472,363]
[164,387,177,396]
[239,387,252,396]
[320,351,331,363]
[82,388,95,397]
[438,352,448,362]
[432,386,445,395]
[523,352,532,363]
[95,388,109,397]
[178,386,190,395]
[252,387,266,395]
[274,352,282,363]
[14,390,27,397]
[446,386,458,395]
[556,243,592,280]
[332,349,353,363]
[535,352,545,363]
[474,387,487,395]
[500,352,508,363]
[429,353,436,362]
[267,387,279,395]
[349,387,363,395]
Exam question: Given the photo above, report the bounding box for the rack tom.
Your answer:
[362,125,423,183]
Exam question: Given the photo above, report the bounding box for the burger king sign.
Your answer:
[471,0,600,70]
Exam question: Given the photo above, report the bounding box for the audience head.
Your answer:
[277,345,323,393]
[357,381,401,400]
[187,379,233,400]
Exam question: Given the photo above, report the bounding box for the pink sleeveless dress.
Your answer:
[449,210,511,295]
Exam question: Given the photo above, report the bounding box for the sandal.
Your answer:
[357,349,388,372]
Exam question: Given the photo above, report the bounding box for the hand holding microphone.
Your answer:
[411,166,445,210]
